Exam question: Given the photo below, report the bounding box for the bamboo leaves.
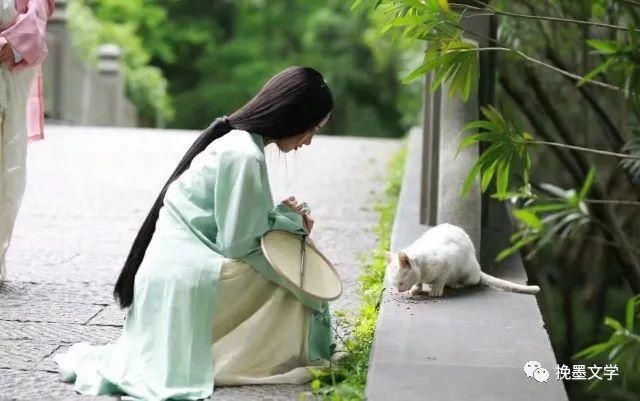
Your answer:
[459,106,532,196]
[621,136,640,183]
[580,26,640,100]
[364,0,477,99]
[495,170,596,262]
[459,106,599,262]
[404,39,479,101]
[574,295,640,391]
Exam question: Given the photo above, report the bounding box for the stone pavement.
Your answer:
[0,126,401,400]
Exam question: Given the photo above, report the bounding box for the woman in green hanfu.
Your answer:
[54,66,335,400]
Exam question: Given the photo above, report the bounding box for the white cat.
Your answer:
[385,223,540,297]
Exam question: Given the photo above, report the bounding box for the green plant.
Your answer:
[66,0,173,124]
[457,104,640,263]
[458,105,533,196]
[574,295,640,397]
[306,142,407,401]
[495,169,596,262]
[580,25,640,103]
[621,132,640,182]
[360,0,477,101]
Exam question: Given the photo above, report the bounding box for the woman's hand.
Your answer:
[282,196,305,214]
[0,44,14,64]
[282,196,314,234]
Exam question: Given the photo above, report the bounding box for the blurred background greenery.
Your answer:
[66,0,423,136]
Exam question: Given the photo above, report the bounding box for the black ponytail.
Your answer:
[113,117,233,308]
[113,66,333,308]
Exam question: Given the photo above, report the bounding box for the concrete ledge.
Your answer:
[388,128,428,251]
[365,130,568,401]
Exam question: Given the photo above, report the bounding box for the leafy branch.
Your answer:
[495,171,597,262]
[458,105,532,195]
[364,0,632,99]
[458,106,640,265]
[452,1,640,32]
[459,106,640,199]
[574,295,640,392]
[621,137,640,181]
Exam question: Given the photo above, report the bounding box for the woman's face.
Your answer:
[275,114,330,153]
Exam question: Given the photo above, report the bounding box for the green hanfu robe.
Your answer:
[54,129,333,400]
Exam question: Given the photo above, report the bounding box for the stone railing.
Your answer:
[43,0,137,127]
[365,7,569,401]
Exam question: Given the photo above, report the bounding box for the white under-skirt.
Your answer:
[212,258,326,385]
[56,258,328,399]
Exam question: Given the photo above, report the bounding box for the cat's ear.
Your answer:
[398,251,411,269]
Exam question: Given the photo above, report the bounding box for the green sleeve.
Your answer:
[213,151,307,259]
[268,203,309,234]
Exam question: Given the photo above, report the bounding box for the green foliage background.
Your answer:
[68,0,422,135]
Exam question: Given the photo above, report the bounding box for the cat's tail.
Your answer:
[479,272,540,294]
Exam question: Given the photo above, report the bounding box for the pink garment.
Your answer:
[0,0,54,141]
[26,66,43,141]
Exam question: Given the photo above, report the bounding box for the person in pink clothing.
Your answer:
[0,0,54,283]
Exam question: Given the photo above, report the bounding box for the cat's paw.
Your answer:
[409,283,426,296]
[450,282,465,289]
[429,285,445,297]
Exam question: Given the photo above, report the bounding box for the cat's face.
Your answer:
[385,250,418,292]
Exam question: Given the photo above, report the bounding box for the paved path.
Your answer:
[0,126,400,400]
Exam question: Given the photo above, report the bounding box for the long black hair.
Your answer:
[113,66,333,308]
